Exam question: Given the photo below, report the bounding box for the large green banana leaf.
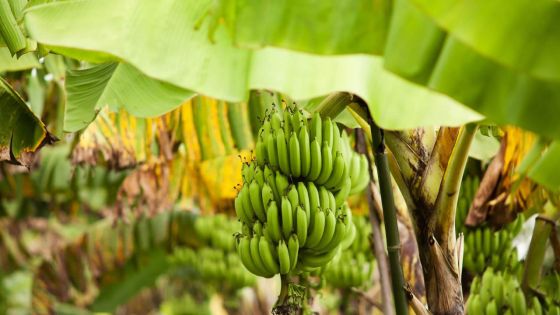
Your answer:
[0,77,54,166]
[23,0,482,131]
[64,62,195,132]
[410,0,560,83]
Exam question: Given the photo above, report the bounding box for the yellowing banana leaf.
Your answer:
[64,62,195,132]
[0,77,54,166]
[0,47,40,72]
[24,0,482,131]
[410,0,560,83]
[199,150,251,202]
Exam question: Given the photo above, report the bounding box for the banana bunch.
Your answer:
[172,247,257,290]
[235,108,366,278]
[457,175,525,275]
[194,214,240,252]
[462,218,523,275]
[324,216,375,288]
[324,251,373,288]
[466,268,546,315]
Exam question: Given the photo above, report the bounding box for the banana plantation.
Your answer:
[1,1,560,315]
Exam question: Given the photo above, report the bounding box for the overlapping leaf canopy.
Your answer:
[15,0,560,188]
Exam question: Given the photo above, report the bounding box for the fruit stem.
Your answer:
[359,101,409,315]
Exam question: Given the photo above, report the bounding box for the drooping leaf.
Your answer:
[383,0,560,141]
[0,48,40,72]
[64,62,195,132]
[0,76,54,165]
[409,0,560,83]
[24,0,482,131]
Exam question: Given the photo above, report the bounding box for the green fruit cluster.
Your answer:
[172,247,256,290]
[457,176,524,274]
[194,214,239,252]
[235,109,367,278]
[467,268,549,315]
[324,216,375,288]
[173,214,256,290]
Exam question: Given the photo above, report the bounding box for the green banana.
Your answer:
[264,165,280,202]
[307,139,322,181]
[283,110,292,135]
[297,182,311,221]
[240,185,256,222]
[319,186,331,210]
[319,217,347,252]
[289,132,301,177]
[295,206,308,246]
[259,236,280,275]
[288,234,299,271]
[314,209,336,250]
[276,128,290,175]
[306,209,326,248]
[278,240,291,274]
[267,201,282,243]
[254,165,265,187]
[253,221,263,236]
[349,155,370,195]
[256,136,267,166]
[275,171,289,196]
[307,182,320,227]
[238,236,261,276]
[309,112,322,144]
[271,111,282,130]
[261,183,274,209]
[287,185,299,210]
[250,235,273,278]
[281,197,293,239]
[316,141,333,185]
[325,152,345,190]
[322,117,333,148]
[266,131,278,169]
[334,177,352,207]
[299,127,311,177]
[249,180,266,221]
[235,191,251,223]
[300,246,340,268]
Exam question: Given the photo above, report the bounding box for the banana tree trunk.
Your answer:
[385,125,477,315]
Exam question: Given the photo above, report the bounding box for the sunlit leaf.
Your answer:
[24,0,482,130]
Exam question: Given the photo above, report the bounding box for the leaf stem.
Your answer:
[359,101,409,315]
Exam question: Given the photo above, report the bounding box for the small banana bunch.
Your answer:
[194,214,240,252]
[235,109,367,278]
[466,268,547,315]
[324,216,375,288]
[172,247,257,290]
[457,175,524,275]
[462,220,523,275]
